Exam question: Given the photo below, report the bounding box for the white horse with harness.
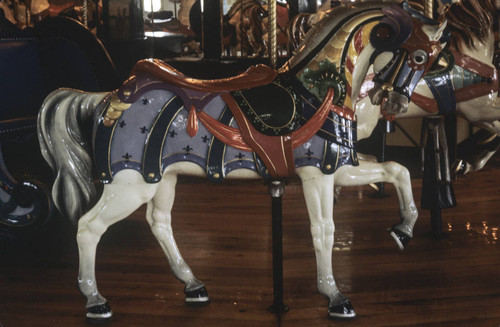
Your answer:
[37,1,446,321]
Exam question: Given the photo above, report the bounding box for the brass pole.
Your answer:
[83,0,88,27]
[424,0,433,19]
[268,0,277,68]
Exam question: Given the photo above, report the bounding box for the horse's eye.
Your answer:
[412,49,428,65]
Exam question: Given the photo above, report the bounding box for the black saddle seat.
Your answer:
[231,81,302,136]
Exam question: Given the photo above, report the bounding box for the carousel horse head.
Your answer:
[367,4,449,115]
[282,1,450,122]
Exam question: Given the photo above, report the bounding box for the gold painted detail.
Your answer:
[346,21,378,65]
[307,12,382,71]
[103,95,131,127]
[362,21,377,46]
[478,133,498,145]
[382,84,394,92]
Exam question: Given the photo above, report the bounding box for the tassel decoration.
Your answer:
[187,105,199,137]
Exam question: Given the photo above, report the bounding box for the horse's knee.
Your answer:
[383,161,410,182]
[77,211,109,246]
[310,220,335,249]
[150,219,173,239]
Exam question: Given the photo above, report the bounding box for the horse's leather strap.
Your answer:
[131,59,278,92]
[198,88,336,178]
[451,49,499,102]
[411,50,499,113]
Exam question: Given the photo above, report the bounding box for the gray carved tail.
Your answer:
[37,89,106,225]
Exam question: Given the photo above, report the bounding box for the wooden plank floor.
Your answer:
[1,158,500,327]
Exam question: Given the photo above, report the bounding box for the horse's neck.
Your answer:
[297,22,377,111]
[455,32,495,67]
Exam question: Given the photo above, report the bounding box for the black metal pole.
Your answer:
[268,181,288,314]
[421,117,456,238]
[370,119,393,198]
[377,125,387,194]
[202,0,222,61]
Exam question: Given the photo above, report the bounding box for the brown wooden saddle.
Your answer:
[131,58,278,92]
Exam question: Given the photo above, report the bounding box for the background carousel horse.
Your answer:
[287,0,352,52]
[37,2,446,321]
[355,0,499,175]
[187,0,289,56]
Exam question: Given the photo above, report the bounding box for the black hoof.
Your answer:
[86,302,112,322]
[390,227,411,250]
[185,286,210,305]
[328,300,356,320]
[452,159,467,176]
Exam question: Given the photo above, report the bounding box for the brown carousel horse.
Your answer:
[224,0,289,56]
[184,0,289,56]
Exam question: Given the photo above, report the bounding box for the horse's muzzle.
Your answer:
[383,91,409,115]
[368,84,384,105]
[368,84,409,115]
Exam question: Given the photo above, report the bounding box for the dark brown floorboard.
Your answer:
[1,158,500,326]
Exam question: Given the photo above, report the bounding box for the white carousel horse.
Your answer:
[355,0,499,174]
[37,2,445,321]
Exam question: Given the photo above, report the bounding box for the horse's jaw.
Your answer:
[383,91,409,115]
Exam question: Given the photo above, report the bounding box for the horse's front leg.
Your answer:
[146,171,209,305]
[452,121,500,176]
[297,166,356,320]
[334,160,418,249]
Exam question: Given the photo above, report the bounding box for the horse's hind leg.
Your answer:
[77,171,157,320]
[297,166,356,320]
[145,172,209,305]
[334,160,418,250]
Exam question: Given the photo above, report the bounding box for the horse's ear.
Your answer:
[437,20,448,39]
[422,20,448,42]
[370,5,413,51]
